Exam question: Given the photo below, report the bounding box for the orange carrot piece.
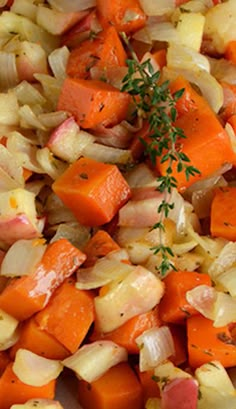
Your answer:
[0,351,10,377]
[225,40,236,64]
[78,362,143,409]
[52,157,131,226]
[152,49,167,69]
[0,238,86,320]
[91,306,161,354]
[0,363,56,409]
[34,280,95,353]
[136,369,160,404]
[83,230,121,267]
[96,0,146,34]
[227,113,236,133]
[9,317,70,361]
[66,26,127,79]
[157,78,236,190]
[57,77,131,129]
[159,271,212,324]
[22,168,33,181]
[210,186,236,240]
[187,315,236,368]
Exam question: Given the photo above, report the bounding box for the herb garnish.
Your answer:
[121,33,200,276]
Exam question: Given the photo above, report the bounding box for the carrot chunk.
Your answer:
[96,0,146,34]
[34,280,95,353]
[225,40,236,64]
[52,157,131,226]
[78,362,143,409]
[159,271,212,324]
[83,230,121,267]
[0,363,56,409]
[187,315,236,368]
[0,239,86,320]
[66,26,127,79]
[210,186,236,240]
[57,77,131,129]
[9,317,70,361]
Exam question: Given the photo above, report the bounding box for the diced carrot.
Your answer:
[66,26,127,79]
[157,78,236,191]
[0,238,86,321]
[9,317,70,361]
[152,49,167,70]
[210,186,236,240]
[61,10,99,48]
[159,271,212,324]
[78,362,143,409]
[136,368,161,404]
[0,363,56,409]
[225,40,236,65]
[168,324,187,366]
[22,168,33,181]
[34,280,95,353]
[169,76,202,116]
[57,77,131,129]
[130,121,150,161]
[96,0,146,34]
[83,230,121,267]
[0,351,10,377]
[91,306,161,354]
[187,314,236,368]
[52,157,131,226]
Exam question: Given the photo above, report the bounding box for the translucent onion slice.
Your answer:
[145,398,162,409]
[0,308,19,350]
[38,111,68,129]
[36,147,68,180]
[50,222,91,250]
[10,0,37,21]
[48,46,70,81]
[82,142,133,165]
[186,285,216,319]
[14,80,46,106]
[216,267,236,298]
[208,242,236,278]
[94,265,164,333]
[0,326,20,351]
[45,193,77,225]
[34,74,62,110]
[125,163,157,189]
[213,292,236,327]
[195,361,235,395]
[139,0,174,16]
[76,257,134,290]
[62,340,128,383]
[0,51,19,91]
[10,398,64,409]
[47,0,96,12]
[167,43,210,73]
[1,238,46,277]
[0,90,19,125]
[19,105,46,130]
[134,21,180,44]
[136,326,175,372]
[13,349,63,387]
[0,144,24,187]
[208,56,236,85]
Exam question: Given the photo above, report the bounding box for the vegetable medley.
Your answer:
[0,0,236,408]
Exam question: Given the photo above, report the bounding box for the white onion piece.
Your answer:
[139,0,175,16]
[13,349,63,387]
[167,43,210,73]
[0,167,21,192]
[208,242,236,278]
[82,142,132,165]
[76,258,134,290]
[187,224,226,259]
[0,144,24,187]
[50,222,91,249]
[45,193,77,225]
[38,111,68,129]
[0,326,20,351]
[47,0,96,12]
[125,164,157,189]
[176,11,205,51]
[1,238,46,277]
[186,285,216,319]
[94,265,164,333]
[0,51,18,91]
[19,105,46,130]
[14,80,46,106]
[36,147,68,180]
[10,0,38,21]
[195,361,235,395]
[62,341,128,383]
[10,399,64,409]
[134,21,179,44]
[0,90,19,125]
[136,326,175,372]
[145,398,162,409]
[208,57,236,85]
[213,292,236,327]
[48,46,70,81]
[34,74,62,110]
[0,308,19,350]
[216,267,236,298]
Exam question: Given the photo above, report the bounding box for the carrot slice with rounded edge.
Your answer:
[210,186,236,240]
[52,157,131,227]
[0,239,86,321]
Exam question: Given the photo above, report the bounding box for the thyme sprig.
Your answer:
[121,40,200,276]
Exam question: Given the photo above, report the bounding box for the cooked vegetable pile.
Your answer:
[0,1,235,409]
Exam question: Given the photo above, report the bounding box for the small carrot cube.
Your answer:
[83,230,121,267]
[210,186,236,241]
[57,77,131,129]
[52,157,131,226]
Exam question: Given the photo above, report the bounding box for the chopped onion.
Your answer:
[1,238,46,277]
[208,57,236,85]
[125,163,157,189]
[213,292,236,327]
[34,74,62,110]
[195,360,235,395]
[0,308,19,351]
[134,21,180,44]
[0,51,19,91]
[145,398,162,409]
[76,257,134,290]
[0,326,20,351]
[47,0,96,12]
[139,0,175,16]
[216,267,236,298]
[10,0,38,21]
[48,46,70,81]
[62,340,128,383]
[187,224,226,259]
[36,147,68,180]
[38,111,68,129]
[136,326,175,372]
[82,142,133,165]
[94,265,164,333]
[0,90,19,125]
[13,349,63,387]
[50,222,91,249]
[208,242,236,278]
[186,285,216,319]
[45,192,77,225]
[167,43,210,73]
[10,399,64,409]
[0,144,24,187]
[14,80,46,106]
[19,104,46,130]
